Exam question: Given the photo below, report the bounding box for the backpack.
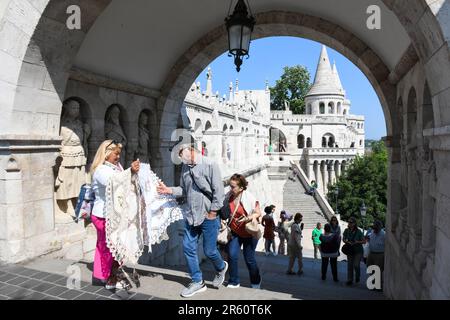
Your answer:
[74,184,95,222]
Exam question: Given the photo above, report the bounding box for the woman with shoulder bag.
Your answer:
[343,217,365,286]
[224,174,262,289]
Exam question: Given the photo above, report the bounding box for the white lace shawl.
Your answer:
[105,169,145,266]
[138,164,184,251]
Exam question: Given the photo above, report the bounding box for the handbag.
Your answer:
[217,194,241,245]
[245,216,262,240]
[341,243,354,256]
[74,184,95,222]
[342,229,358,256]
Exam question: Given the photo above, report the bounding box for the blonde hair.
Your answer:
[90,140,123,175]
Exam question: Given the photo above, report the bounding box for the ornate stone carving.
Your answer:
[55,99,91,213]
[105,104,127,166]
[137,111,151,164]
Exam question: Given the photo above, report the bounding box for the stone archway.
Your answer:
[2,0,450,299]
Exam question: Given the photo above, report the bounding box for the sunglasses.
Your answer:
[106,140,119,150]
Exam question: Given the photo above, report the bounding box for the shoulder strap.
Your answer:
[189,168,212,201]
[228,194,242,226]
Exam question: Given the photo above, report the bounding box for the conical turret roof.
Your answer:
[306,46,344,97]
[332,61,345,95]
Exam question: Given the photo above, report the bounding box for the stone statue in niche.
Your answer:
[55,99,91,214]
[105,104,127,167]
[137,111,151,164]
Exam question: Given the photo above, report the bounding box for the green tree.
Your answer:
[270,65,311,114]
[327,140,387,228]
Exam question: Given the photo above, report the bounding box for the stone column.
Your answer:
[335,162,341,179]
[323,163,329,195]
[329,165,336,185]
[0,138,61,263]
[406,148,421,260]
[307,162,314,181]
[317,163,323,194]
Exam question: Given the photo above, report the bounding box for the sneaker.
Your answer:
[286,270,295,275]
[212,261,228,288]
[180,281,207,298]
[272,252,278,257]
[346,280,353,286]
[251,276,262,289]
[265,252,270,256]
[227,283,240,289]
[297,270,304,276]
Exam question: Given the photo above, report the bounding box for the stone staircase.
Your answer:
[283,176,329,229]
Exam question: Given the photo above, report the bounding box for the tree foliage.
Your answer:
[270,65,311,114]
[327,140,387,228]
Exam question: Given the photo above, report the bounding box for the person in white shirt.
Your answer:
[90,140,140,290]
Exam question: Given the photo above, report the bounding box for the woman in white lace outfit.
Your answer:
[90,140,140,290]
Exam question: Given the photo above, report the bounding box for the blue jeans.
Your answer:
[226,232,261,286]
[183,217,225,283]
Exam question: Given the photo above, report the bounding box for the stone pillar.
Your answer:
[0,138,62,263]
[307,162,314,181]
[329,165,335,185]
[317,163,323,194]
[335,162,341,180]
[406,149,421,260]
[323,163,329,195]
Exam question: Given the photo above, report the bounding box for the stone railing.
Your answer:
[290,161,335,221]
[304,148,358,156]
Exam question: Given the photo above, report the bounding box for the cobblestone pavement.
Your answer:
[0,264,154,300]
[0,249,383,300]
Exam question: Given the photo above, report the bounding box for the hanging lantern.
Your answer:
[225,0,255,72]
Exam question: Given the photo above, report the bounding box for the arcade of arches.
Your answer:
[1,0,450,299]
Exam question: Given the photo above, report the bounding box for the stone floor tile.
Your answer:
[6,276,28,286]
[58,289,84,300]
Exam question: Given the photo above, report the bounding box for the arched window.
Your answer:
[205,121,212,131]
[306,137,312,148]
[328,135,335,147]
[360,140,363,146]
[328,102,334,114]
[322,133,335,148]
[297,135,305,149]
[319,102,325,114]
[194,119,202,134]
[343,109,347,115]
[307,104,312,114]
[337,102,342,114]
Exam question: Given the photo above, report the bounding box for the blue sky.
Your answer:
[194,36,386,140]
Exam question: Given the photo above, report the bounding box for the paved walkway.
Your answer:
[0,249,383,300]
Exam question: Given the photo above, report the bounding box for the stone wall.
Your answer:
[385,60,450,299]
